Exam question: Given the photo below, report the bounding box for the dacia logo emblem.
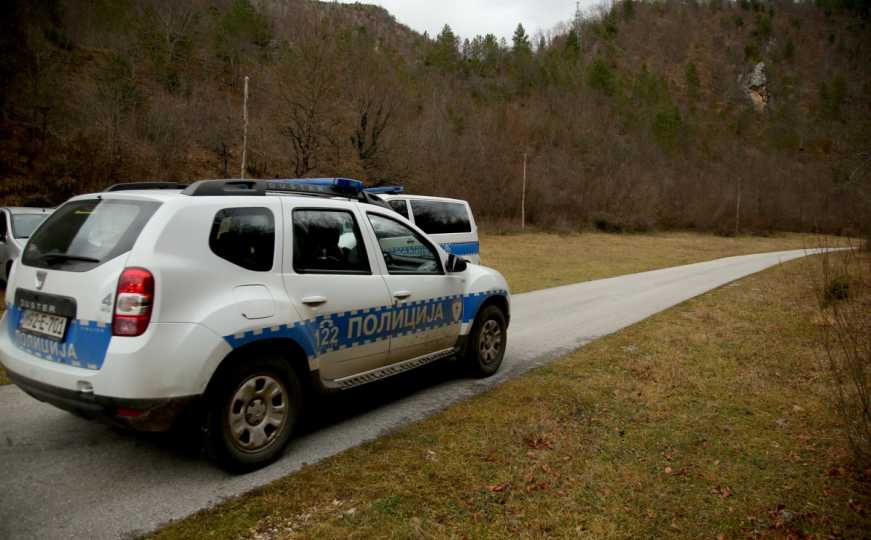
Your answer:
[35,270,47,291]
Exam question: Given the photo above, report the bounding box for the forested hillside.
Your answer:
[1,0,868,235]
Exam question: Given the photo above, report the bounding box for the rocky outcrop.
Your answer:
[741,62,769,112]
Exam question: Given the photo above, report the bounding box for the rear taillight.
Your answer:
[113,267,154,337]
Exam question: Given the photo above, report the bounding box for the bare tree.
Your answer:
[279,47,339,177]
[349,85,397,179]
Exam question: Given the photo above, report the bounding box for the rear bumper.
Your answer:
[5,366,199,432]
[0,311,231,399]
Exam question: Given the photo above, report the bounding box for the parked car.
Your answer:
[371,188,481,264]
[0,179,510,472]
[0,207,52,284]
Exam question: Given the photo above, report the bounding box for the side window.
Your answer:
[293,210,370,274]
[0,213,6,242]
[367,213,442,275]
[388,200,409,219]
[209,207,275,272]
[410,200,472,235]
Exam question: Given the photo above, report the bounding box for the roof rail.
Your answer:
[181,180,264,197]
[180,178,393,211]
[104,182,189,192]
[363,185,404,194]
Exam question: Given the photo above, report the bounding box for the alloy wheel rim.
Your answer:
[479,319,503,365]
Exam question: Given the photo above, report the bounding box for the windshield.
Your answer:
[11,213,48,239]
[22,199,161,272]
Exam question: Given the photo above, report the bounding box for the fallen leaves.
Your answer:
[487,482,510,493]
[829,467,847,477]
[711,486,733,498]
[524,434,554,451]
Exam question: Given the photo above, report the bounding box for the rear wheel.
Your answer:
[466,305,507,377]
[205,355,301,473]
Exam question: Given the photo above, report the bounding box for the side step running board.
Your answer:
[329,347,457,390]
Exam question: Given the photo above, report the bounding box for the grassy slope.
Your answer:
[481,231,832,294]
[151,255,870,539]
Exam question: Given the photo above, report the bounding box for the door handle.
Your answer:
[392,290,412,300]
[301,296,327,306]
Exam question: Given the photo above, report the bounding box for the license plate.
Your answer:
[19,310,68,341]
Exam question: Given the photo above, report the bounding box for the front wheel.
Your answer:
[466,305,507,377]
[205,355,301,473]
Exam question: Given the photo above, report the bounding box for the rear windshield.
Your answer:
[410,200,472,234]
[12,214,48,239]
[22,199,161,272]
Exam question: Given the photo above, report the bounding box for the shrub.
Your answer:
[744,42,761,62]
[783,38,796,61]
[753,14,772,40]
[715,224,737,237]
[819,75,847,119]
[824,275,852,303]
[587,58,617,96]
[685,62,700,102]
[814,248,871,468]
[652,105,683,151]
[591,212,655,233]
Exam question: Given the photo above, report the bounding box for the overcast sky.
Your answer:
[336,1,597,42]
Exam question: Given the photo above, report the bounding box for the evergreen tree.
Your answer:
[512,23,532,56]
[427,24,460,70]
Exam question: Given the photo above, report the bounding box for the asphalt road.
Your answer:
[0,249,824,539]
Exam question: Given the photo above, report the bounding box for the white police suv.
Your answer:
[0,179,510,472]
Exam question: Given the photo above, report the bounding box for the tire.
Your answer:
[465,304,507,377]
[205,354,302,473]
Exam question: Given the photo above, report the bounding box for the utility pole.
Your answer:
[521,152,528,230]
[735,176,742,236]
[240,76,249,180]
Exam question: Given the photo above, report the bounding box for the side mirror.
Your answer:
[446,253,467,273]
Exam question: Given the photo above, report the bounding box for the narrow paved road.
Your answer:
[0,249,824,539]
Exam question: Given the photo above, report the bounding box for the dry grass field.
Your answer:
[480,231,835,293]
[150,254,870,539]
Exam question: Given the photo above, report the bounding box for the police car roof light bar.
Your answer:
[363,186,405,194]
[268,178,365,197]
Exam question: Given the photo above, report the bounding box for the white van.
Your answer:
[372,190,481,264]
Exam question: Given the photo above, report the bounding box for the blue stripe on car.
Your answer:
[440,242,480,257]
[224,289,507,360]
[6,304,112,370]
[5,288,507,369]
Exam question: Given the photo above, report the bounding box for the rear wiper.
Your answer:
[36,253,101,263]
